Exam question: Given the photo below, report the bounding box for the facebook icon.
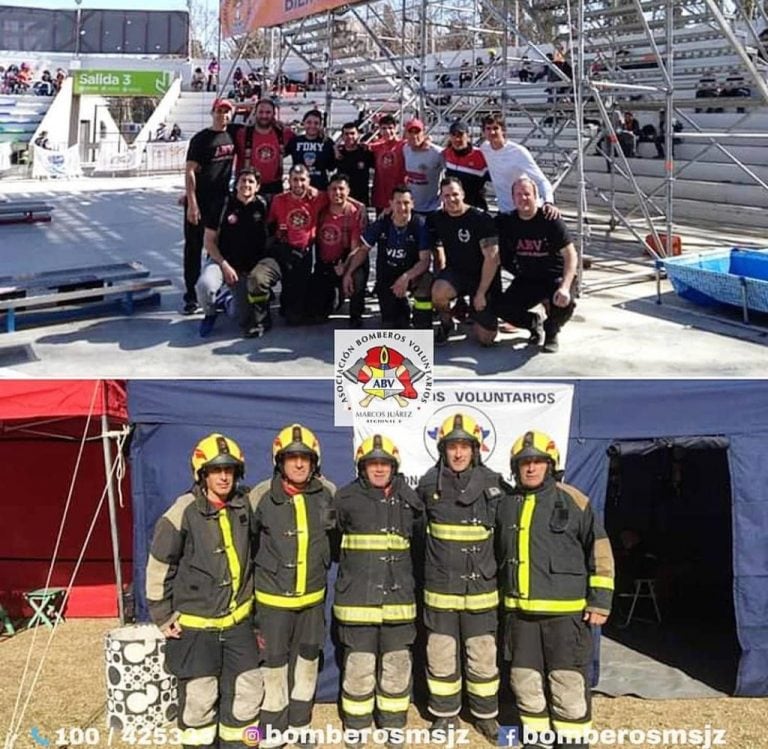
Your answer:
[498,725,520,747]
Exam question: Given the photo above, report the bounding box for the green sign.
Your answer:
[73,70,173,97]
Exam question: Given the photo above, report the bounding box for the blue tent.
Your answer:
[128,379,768,698]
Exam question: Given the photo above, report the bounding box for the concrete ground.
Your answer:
[0,174,766,378]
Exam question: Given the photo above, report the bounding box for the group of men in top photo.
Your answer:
[182,99,577,353]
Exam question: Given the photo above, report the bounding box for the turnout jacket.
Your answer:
[417,464,508,612]
[146,485,255,630]
[496,477,614,616]
[249,474,335,610]
[332,475,423,625]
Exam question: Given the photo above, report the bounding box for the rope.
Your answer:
[3,384,129,749]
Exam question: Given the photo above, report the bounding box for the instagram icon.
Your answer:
[242,725,262,747]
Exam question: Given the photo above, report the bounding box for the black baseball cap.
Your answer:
[449,120,469,135]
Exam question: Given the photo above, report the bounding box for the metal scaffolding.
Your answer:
[263,0,768,290]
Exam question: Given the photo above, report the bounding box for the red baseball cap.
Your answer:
[212,98,234,112]
[405,118,425,132]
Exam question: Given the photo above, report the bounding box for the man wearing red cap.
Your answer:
[403,117,444,215]
[181,98,237,315]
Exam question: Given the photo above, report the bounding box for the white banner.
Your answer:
[31,145,82,179]
[334,330,434,427]
[145,139,189,173]
[0,142,11,171]
[352,382,575,486]
[95,144,143,172]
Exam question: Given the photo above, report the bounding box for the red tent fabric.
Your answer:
[0,380,132,619]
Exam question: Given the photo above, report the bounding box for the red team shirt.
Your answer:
[234,125,295,190]
[315,199,367,264]
[369,138,406,211]
[267,188,329,249]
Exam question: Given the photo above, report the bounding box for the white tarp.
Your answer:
[31,144,82,179]
[145,140,188,173]
[95,144,143,173]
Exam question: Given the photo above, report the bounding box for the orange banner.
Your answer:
[220,0,366,35]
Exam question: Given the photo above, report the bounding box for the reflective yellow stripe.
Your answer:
[552,720,593,738]
[217,510,241,610]
[293,493,308,596]
[333,603,416,624]
[255,588,325,609]
[178,599,252,629]
[466,677,499,697]
[181,725,217,745]
[424,589,499,611]
[219,723,253,741]
[341,695,375,716]
[341,533,410,551]
[518,493,536,599]
[376,694,410,713]
[427,677,462,696]
[412,299,432,310]
[504,596,587,613]
[427,523,492,542]
[589,575,614,590]
[521,715,551,731]
[247,293,269,303]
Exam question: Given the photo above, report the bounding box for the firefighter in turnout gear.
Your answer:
[332,435,423,747]
[497,431,614,749]
[416,413,509,744]
[248,425,335,749]
[146,434,263,749]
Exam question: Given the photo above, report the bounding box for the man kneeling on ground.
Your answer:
[496,176,577,353]
[197,167,280,339]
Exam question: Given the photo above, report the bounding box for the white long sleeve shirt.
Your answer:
[480,140,554,213]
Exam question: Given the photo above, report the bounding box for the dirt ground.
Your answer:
[1,620,765,749]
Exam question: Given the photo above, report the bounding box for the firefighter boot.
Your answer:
[430,716,457,740]
[475,718,499,744]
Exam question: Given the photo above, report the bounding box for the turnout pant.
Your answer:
[424,607,499,720]
[504,612,593,748]
[163,622,263,749]
[495,277,575,339]
[377,271,433,329]
[338,622,416,731]
[309,257,369,323]
[196,258,281,332]
[257,603,325,746]
[272,243,315,325]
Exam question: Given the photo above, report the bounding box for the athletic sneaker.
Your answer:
[198,314,217,338]
[543,333,560,353]
[181,300,202,315]
[434,320,454,347]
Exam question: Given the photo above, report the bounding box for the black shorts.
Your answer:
[435,268,499,332]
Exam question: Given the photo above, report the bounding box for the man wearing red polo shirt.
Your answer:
[267,164,328,325]
[368,114,406,215]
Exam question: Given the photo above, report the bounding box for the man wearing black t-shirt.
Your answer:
[496,176,577,353]
[197,167,280,339]
[285,108,336,190]
[182,98,236,315]
[429,177,500,347]
[333,122,374,206]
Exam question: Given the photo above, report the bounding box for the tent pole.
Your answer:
[101,411,125,625]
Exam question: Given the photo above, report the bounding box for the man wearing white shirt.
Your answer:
[480,113,559,218]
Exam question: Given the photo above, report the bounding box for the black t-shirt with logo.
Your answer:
[216,195,269,274]
[334,145,375,205]
[286,135,336,190]
[497,211,571,281]
[428,207,497,278]
[186,127,236,225]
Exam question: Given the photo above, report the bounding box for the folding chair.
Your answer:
[617,578,662,627]
[24,587,67,629]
